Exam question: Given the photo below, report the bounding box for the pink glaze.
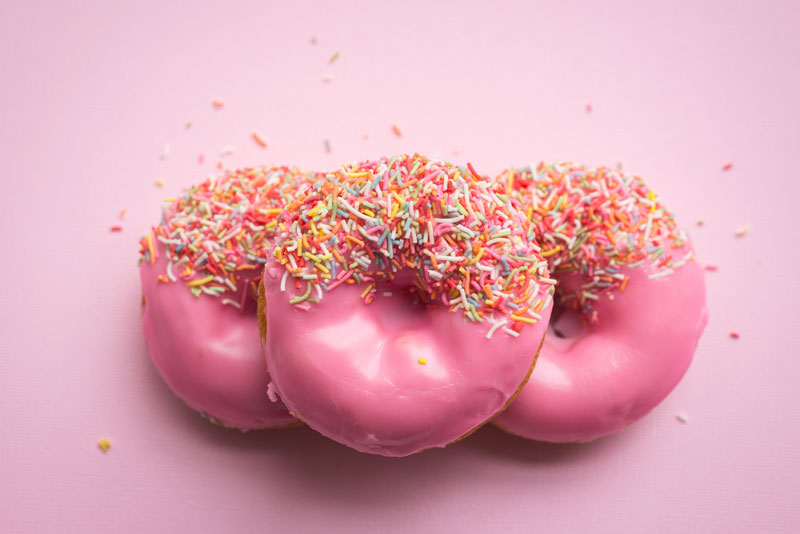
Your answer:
[493,256,707,442]
[141,247,296,430]
[262,261,552,457]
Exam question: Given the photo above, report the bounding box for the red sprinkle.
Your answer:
[110,225,123,232]
[722,162,733,171]
[198,153,205,164]
[704,264,718,271]
[585,103,592,113]
[391,124,403,137]
[730,332,740,339]
[212,99,225,109]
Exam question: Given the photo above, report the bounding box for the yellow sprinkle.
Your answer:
[265,208,282,215]
[390,203,400,219]
[348,171,370,178]
[146,232,156,266]
[540,246,562,258]
[648,190,656,213]
[310,219,318,235]
[510,314,537,324]
[163,197,175,202]
[314,262,329,274]
[360,282,375,299]
[418,357,427,365]
[97,438,111,453]
[467,248,484,265]
[392,191,406,207]
[265,220,277,229]
[154,180,164,187]
[363,209,375,217]
[186,275,214,286]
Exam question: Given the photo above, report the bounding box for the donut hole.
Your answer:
[548,298,585,340]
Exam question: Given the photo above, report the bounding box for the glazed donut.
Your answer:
[259,154,555,456]
[140,166,308,430]
[492,163,708,442]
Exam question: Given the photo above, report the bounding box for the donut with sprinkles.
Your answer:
[493,162,708,442]
[259,154,555,456]
[140,166,311,430]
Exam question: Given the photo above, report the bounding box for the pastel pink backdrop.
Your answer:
[1,1,798,532]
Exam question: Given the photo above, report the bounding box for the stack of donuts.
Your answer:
[140,154,707,457]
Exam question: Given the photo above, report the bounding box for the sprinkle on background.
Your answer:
[220,145,236,157]
[252,133,268,148]
[329,51,340,63]
[675,413,689,424]
[212,99,225,109]
[272,154,554,332]
[198,154,205,164]
[110,225,123,232]
[734,225,750,237]
[722,162,733,171]
[730,332,740,339]
[160,144,170,160]
[310,36,317,45]
[704,264,718,271]
[391,124,403,137]
[97,438,111,452]
[324,139,331,153]
[185,121,192,129]
[697,220,704,226]
[119,209,127,220]
[585,103,592,113]
[154,180,164,187]
[322,74,334,83]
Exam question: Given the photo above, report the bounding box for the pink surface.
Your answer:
[1,0,798,532]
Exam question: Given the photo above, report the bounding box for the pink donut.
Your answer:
[140,166,308,430]
[260,155,555,456]
[492,163,708,442]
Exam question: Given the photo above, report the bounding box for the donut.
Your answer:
[492,163,708,442]
[259,154,555,456]
[140,166,309,430]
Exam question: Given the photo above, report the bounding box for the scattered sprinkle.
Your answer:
[417,357,427,365]
[675,413,689,424]
[198,153,205,164]
[585,103,592,113]
[97,438,111,452]
[329,51,340,63]
[110,225,123,232]
[119,209,128,220]
[160,144,171,160]
[696,220,704,227]
[324,139,332,153]
[722,162,733,171]
[212,99,225,109]
[185,121,192,129]
[734,225,750,237]
[391,124,403,137]
[252,133,268,148]
[155,180,164,187]
[220,145,236,157]
[311,36,317,45]
[322,74,334,83]
[704,264,718,271]
[730,331,740,339]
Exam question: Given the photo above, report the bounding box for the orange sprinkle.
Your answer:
[620,276,629,292]
[252,133,268,148]
[212,99,225,109]
[391,124,403,137]
[346,235,365,247]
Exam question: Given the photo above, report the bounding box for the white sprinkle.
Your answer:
[322,74,334,83]
[221,299,241,309]
[280,270,289,292]
[160,144,171,159]
[486,319,508,339]
[503,328,520,338]
[220,145,236,157]
[734,225,750,237]
[675,412,689,424]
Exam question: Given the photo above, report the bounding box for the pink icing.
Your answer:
[262,261,552,457]
[493,256,708,442]
[141,248,296,430]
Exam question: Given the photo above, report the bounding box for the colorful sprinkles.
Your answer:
[271,154,554,335]
[499,162,692,321]
[139,166,312,303]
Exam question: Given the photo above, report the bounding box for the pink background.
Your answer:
[2,1,799,532]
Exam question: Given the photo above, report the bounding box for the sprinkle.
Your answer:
[220,145,236,157]
[154,180,164,187]
[160,144,170,159]
[322,74,334,83]
[119,209,127,220]
[329,51,340,63]
[185,121,192,129]
[675,413,689,424]
[310,36,317,45]
[696,220,704,227]
[417,357,427,365]
[186,275,214,287]
[734,225,750,237]
[97,438,111,452]
[722,162,733,171]
[585,103,592,113]
[198,153,205,164]
[110,225,123,232]
[704,264,718,271]
[391,124,403,137]
[730,331,740,339]
[212,99,225,109]
[252,133,268,148]
[324,139,332,153]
